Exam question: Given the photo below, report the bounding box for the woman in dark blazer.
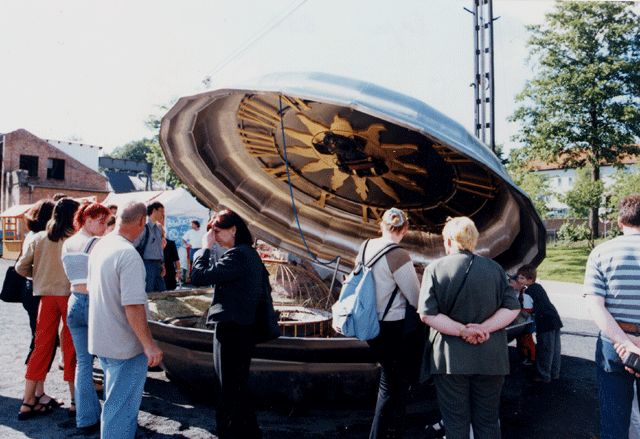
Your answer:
[191,209,264,439]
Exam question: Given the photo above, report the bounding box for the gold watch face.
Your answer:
[237,94,498,231]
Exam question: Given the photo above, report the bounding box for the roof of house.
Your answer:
[104,171,137,193]
[528,154,639,171]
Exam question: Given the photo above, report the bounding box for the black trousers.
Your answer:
[367,320,413,439]
[433,374,504,439]
[213,322,261,439]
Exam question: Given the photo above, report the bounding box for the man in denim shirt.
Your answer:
[585,194,640,439]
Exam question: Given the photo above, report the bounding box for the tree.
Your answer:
[510,2,640,238]
[562,166,604,218]
[144,107,183,189]
[517,172,553,219]
[110,139,154,162]
[506,148,553,219]
[146,139,184,189]
[606,165,640,221]
[111,101,184,189]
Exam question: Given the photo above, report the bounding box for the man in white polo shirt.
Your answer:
[88,201,163,439]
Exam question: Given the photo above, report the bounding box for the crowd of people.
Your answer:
[7,193,640,439]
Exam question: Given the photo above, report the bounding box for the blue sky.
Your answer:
[0,0,554,153]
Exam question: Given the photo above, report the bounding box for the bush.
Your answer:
[557,223,591,242]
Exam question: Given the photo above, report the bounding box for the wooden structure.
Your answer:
[0,204,32,260]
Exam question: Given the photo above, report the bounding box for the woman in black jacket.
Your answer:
[191,209,264,439]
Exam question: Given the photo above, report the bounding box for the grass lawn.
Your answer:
[537,242,594,284]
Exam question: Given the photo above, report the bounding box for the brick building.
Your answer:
[0,129,109,211]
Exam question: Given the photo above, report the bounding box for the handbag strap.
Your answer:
[381,285,399,321]
[445,254,476,315]
[83,236,99,254]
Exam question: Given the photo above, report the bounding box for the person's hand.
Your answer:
[202,228,216,249]
[614,340,640,377]
[160,264,166,277]
[144,342,163,367]
[460,326,482,344]
[462,323,490,344]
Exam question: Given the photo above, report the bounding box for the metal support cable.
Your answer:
[206,0,308,81]
[277,96,341,270]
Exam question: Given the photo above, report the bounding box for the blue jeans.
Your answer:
[596,336,640,439]
[67,293,101,428]
[143,260,166,293]
[99,353,148,439]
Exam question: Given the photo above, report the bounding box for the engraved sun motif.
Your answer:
[283,113,425,202]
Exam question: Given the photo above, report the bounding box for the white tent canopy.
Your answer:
[103,188,211,252]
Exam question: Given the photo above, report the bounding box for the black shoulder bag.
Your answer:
[253,265,281,344]
[1,246,27,303]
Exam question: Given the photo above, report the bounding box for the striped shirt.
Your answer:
[584,233,640,324]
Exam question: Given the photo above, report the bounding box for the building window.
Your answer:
[19,155,39,177]
[47,158,65,180]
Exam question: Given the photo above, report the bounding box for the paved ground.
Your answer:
[0,258,601,438]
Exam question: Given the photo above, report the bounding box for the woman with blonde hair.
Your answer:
[356,207,421,439]
[418,216,520,439]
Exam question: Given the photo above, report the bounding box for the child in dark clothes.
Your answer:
[509,274,536,365]
[516,264,563,383]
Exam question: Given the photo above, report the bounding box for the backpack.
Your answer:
[331,240,400,341]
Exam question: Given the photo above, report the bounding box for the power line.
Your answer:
[204,0,308,83]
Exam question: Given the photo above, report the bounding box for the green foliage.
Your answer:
[143,108,184,189]
[110,138,154,162]
[510,2,640,235]
[557,222,591,242]
[512,167,553,218]
[510,2,640,168]
[146,139,184,189]
[113,102,184,189]
[507,148,553,218]
[561,166,604,218]
[606,165,640,220]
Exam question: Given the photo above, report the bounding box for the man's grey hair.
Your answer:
[118,201,147,224]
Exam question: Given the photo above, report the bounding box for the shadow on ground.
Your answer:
[502,351,599,439]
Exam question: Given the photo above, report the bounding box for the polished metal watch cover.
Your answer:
[160,72,544,271]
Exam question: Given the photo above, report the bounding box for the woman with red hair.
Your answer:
[61,202,110,433]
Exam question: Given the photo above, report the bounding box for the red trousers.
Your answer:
[25,295,76,382]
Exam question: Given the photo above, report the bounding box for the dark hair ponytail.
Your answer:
[47,198,80,242]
